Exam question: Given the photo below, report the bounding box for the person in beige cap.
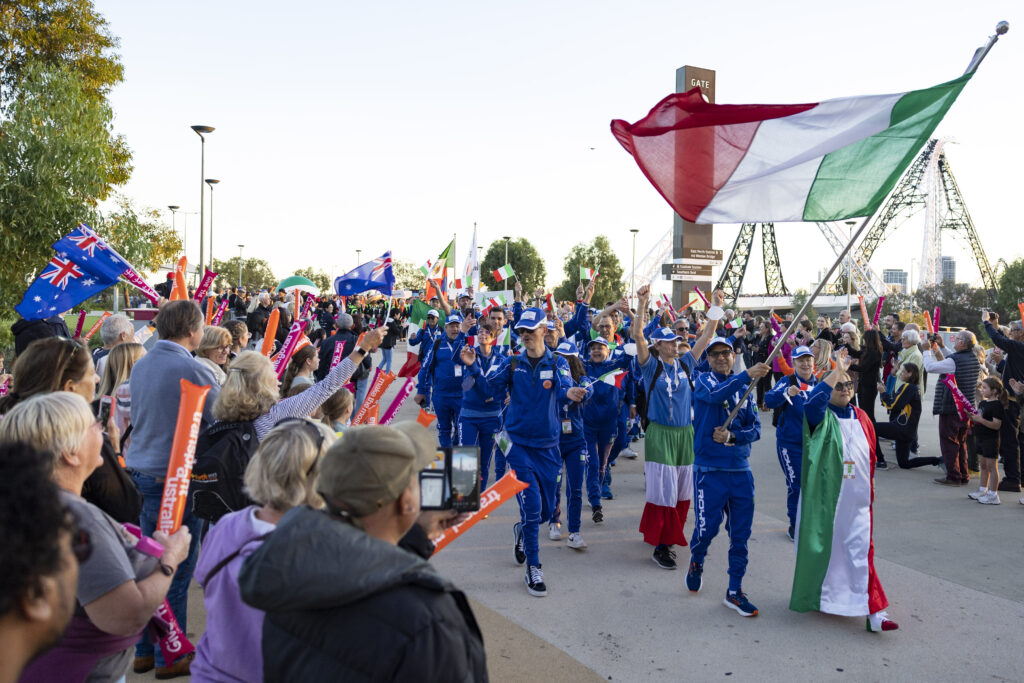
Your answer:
[238,421,488,682]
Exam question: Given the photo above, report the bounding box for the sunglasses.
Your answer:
[834,381,855,391]
[707,349,732,359]
[276,418,326,475]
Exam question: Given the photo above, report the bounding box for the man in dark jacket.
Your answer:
[238,421,488,682]
[11,315,72,355]
[246,293,274,340]
[316,313,370,383]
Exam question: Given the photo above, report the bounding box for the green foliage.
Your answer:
[995,258,1024,322]
[293,267,331,294]
[211,257,277,292]
[392,259,422,292]
[789,289,817,321]
[95,195,182,272]
[480,238,545,295]
[913,282,989,330]
[553,235,624,304]
[0,60,116,312]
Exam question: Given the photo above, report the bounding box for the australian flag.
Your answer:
[15,224,127,321]
[334,251,395,296]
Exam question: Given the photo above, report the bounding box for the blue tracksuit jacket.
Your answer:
[416,333,467,402]
[764,373,820,447]
[409,324,442,362]
[692,369,762,469]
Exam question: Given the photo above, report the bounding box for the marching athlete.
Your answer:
[457,321,505,488]
[414,313,466,448]
[549,341,594,548]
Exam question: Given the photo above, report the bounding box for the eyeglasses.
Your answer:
[276,417,326,475]
[218,345,231,353]
[707,349,732,359]
[834,381,855,391]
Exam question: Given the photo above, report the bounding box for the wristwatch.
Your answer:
[158,561,176,577]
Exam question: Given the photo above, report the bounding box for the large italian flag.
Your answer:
[790,407,887,617]
[611,73,971,223]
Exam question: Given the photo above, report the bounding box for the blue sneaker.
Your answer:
[724,590,758,617]
[601,485,614,499]
[685,560,703,592]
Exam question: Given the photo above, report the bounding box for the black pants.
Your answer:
[999,399,1022,485]
[874,421,940,469]
[756,374,772,407]
[857,383,878,424]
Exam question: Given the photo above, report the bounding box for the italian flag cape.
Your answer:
[790,405,887,617]
[611,74,970,224]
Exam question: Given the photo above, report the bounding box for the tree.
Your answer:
[914,282,989,331]
[392,259,422,292]
[553,235,624,305]
[211,257,277,292]
[293,266,331,294]
[0,1,131,187]
[96,195,181,272]
[995,258,1024,322]
[0,60,115,312]
[789,289,818,322]
[480,238,546,295]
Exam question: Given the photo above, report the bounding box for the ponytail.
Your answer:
[982,376,1009,407]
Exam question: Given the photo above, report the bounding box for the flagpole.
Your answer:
[721,215,872,429]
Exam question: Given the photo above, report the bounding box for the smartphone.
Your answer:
[98,395,112,427]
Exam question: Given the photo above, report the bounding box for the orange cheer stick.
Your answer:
[352,369,396,424]
[260,308,280,357]
[84,311,112,341]
[205,296,216,325]
[170,256,188,301]
[432,470,529,554]
[416,408,437,429]
[1017,302,1024,324]
[158,380,211,534]
[923,310,934,334]
[857,295,870,328]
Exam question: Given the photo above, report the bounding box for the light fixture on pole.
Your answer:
[356,249,362,267]
[503,236,511,263]
[844,220,856,315]
[205,178,220,270]
[909,258,916,314]
[191,125,214,274]
[630,228,639,308]
[238,244,245,288]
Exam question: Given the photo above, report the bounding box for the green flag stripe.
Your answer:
[789,412,844,612]
[803,73,972,221]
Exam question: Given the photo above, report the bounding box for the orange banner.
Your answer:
[170,256,188,300]
[205,296,216,325]
[432,471,529,554]
[923,310,934,333]
[364,403,379,425]
[158,380,211,535]
[260,308,280,357]
[857,295,870,328]
[84,311,111,341]
[352,369,396,424]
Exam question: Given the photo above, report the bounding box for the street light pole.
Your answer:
[238,244,245,288]
[503,236,511,263]
[630,228,639,309]
[191,125,214,274]
[205,178,220,271]
[168,205,180,250]
[845,220,855,316]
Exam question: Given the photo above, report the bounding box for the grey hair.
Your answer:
[958,330,977,346]
[902,329,921,345]
[1009,321,1023,331]
[100,313,134,346]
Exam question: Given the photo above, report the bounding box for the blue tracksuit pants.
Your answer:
[584,422,616,507]
[550,442,587,533]
[508,443,560,567]
[776,440,802,529]
[689,469,755,592]
[432,394,461,448]
[613,402,630,454]
[458,414,503,488]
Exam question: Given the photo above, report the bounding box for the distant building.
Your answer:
[883,269,908,294]
[941,256,956,283]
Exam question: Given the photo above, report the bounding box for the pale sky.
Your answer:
[97,0,1021,296]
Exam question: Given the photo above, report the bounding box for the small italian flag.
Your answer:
[492,264,515,282]
[494,327,512,346]
[598,368,627,388]
[418,259,433,277]
[496,430,513,456]
[453,278,464,289]
[485,294,507,308]
[580,267,598,280]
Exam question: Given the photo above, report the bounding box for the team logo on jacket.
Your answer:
[543,380,552,389]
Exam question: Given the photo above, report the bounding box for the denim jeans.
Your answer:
[131,471,203,666]
[381,347,393,373]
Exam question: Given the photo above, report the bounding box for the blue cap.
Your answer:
[546,320,557,330]
[707,336,734,351]
[649,327,682,343]
[445,313,463,325]
[792,345,813,359]
[515,307,546,331]
[555,341,579,356]
[587,336,610,348]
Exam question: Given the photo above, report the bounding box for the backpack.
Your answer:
[190,421,260,523]
[638,362,664,431]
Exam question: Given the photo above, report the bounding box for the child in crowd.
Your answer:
[968,377,1007,505]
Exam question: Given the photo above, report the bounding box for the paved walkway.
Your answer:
[133,343,1024,681]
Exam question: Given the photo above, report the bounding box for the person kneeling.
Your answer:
[238,421,488,682]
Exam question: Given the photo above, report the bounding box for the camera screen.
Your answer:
[450,446,479,497]
[420,473,444,508]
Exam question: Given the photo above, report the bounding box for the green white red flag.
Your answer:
[492,264,515,282]
[598,368,627,388]
[580,267,598,280]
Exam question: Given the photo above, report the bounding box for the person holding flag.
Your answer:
[790,349,898,633]
[414,313,467,448]
[459,307,587,597]
[631,285,719,570]
[764,345,820,540]
[457,321,505,487]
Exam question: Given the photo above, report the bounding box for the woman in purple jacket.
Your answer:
[192,418,335,683]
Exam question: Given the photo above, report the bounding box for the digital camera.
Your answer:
[419,445,481,512]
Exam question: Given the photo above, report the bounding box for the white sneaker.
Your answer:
[619,447,639,459]
[967,487,987,501]
[548,523,562,540]
[567,532,587,550]
[978,492,1001,505]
